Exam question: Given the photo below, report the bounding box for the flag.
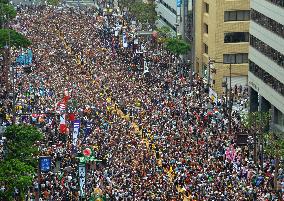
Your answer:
[60,114,67,134]
[84,122,92,139]
[122,32,128,48]
[27,49,33,64]
[68,113,76,121]
[72,120,80,153]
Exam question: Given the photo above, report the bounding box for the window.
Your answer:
[223,53,248,64]
[250,35,284,68]
[224,10,250,21]
[204,23,208,34]
[251,9,284,38]
[224,32,249,43]
[205,3,209,13]
[204,43,208,54]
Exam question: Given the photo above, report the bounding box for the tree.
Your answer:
[4,124,43,166]
[0,0,9,4]
[47,0,60,6]
[0,159,35,200]
[241,112,270,165]
[129,2,157,27]
[0,29,31,48]
[264,131,284,192]
[0,3,17,28]
[156,26,173,44]
[165,38,190,56]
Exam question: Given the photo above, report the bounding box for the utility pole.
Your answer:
[190,0,195,91]
[228,62,232,135]
[207,59,232,135]
[207,57,211,88]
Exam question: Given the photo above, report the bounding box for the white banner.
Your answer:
[72,120,80,147]
[79,163,86,197]
[209,87,218,105]
[144,60,149,74]
[122,32,128,48]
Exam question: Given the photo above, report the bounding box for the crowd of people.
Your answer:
[0,3,283,201]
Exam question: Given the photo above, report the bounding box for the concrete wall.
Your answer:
[251,0,284,25]
[248,72,284,114]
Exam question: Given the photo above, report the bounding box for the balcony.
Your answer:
[248,71,284,114]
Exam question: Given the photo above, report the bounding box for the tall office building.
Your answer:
[155,0,192,39]
[194,0,250,94]
[249,0,284,131]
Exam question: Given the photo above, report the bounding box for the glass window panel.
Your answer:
[224,11,229,21]
[244,11,250,20]
[236,54,243,63]
[223,55,230,64]
[243,54,248,63]
[229,11,237,21]
[237,11,244,20]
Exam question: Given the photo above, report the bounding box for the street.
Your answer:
[0,2,283,201]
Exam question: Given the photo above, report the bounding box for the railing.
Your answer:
[249,61,284,97]
[251,9,284,38]
[265,0,284,8]
[250,35,284,69]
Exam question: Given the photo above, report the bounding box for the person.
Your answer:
[0,4,282,200]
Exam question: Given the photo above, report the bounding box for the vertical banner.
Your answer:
[79,163,86,198]
[143,59,149,74]
[209,87,218,105]
[177,0,182,7]
[122,32,128,48]
[39,156,52,172]
[72,120,80,152]
[59,114,67,134]
[84,121,92,140]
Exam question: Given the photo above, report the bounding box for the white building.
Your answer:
[248,0,284,131]
[155,0,192,38]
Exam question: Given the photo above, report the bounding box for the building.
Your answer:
[194,0,250,94]
[248,0,284,131]
[155,0,192,39]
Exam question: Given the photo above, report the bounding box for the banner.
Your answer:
[177,0,182,7]
[122,32,128,48]
[143,60,149,74]
[39,156,52,172]
[84,122,92,139]
[60,114,67,134]
[15,49,33,65]
[72,120,80,150]
[209,87,218,105]
[79,163,86,198]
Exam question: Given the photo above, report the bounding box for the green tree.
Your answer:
[165,38,190,56]
[0,0,9,4]
[4,124,43,166]
[156,26,173,44]
[0,159,35,200]
[0,3,17,28]
[264,131,284,191]
[129,2,157,27]
[241,111,270,165]
[0,28,31,48]
[47,0,61,6]
[119,0,141,10]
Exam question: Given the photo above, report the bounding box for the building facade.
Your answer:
[194,0,250,94]
[155,0,192,39]
[249,0,284,131]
